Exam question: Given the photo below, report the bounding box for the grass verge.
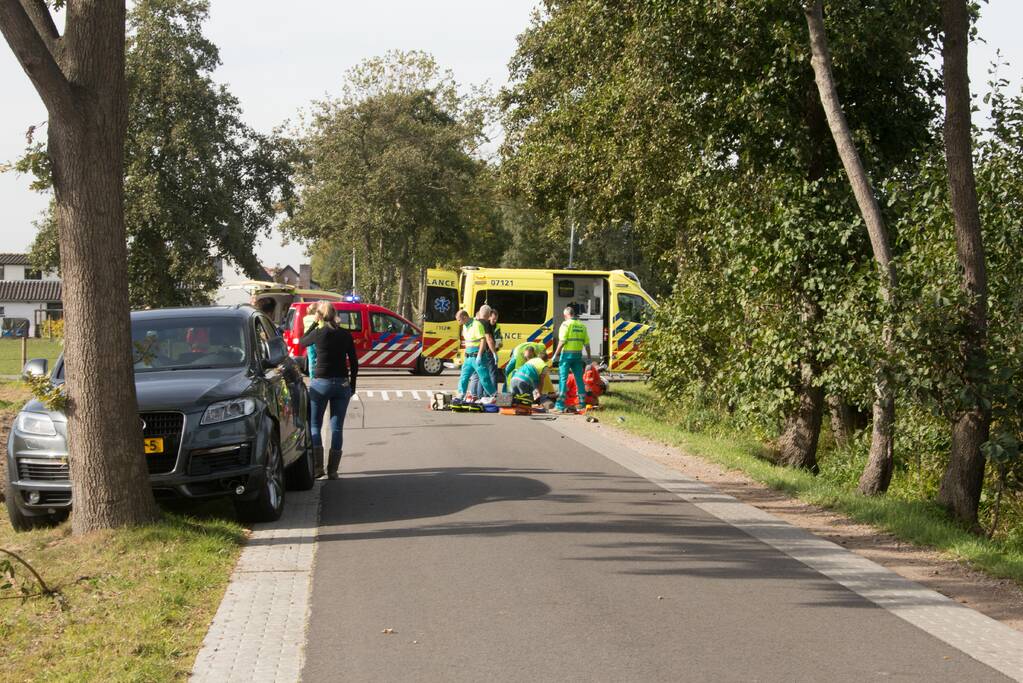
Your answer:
[603,382,1023,585]
[0,505,244,682]
[0,338,62,376]
[2,380,245,680]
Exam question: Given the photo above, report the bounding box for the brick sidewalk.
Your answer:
[191,483,321,683]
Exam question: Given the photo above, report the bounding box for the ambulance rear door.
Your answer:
[422,268,461,371]
[608,272,656,374]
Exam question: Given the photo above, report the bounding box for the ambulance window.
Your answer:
[557,281,575,297]
[474,290,548,325]
[617,294,653,325]
[425,285,458,323]
[372,313,414,336]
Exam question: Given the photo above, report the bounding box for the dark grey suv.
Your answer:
[5,306,314,531]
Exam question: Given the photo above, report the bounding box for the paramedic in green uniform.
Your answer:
[302,306,321,376]
[456,307,498,398]
[552,306,591,411]
[509,347,549,398]
[505,340,548,387]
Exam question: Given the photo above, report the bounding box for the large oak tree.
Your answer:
[0,0,158,533]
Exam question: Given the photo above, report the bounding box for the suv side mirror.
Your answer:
[264,337,287,368]
[22,358,48,378]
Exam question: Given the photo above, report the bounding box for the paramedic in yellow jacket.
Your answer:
[551,306,591,411]
[509,346,549,398]
[505,340,547,387]
[456,307,498,398]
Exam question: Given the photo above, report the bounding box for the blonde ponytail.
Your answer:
[317,301,337,329]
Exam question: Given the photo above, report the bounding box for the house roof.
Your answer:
[0,253,31,266]
[0,280,62,303]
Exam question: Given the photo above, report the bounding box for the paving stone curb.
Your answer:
[191,482,321,683]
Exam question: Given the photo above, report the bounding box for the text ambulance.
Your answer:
[422,267,656,374]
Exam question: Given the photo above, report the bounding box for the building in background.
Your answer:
[214,258,316,305]
[0,253,62,337]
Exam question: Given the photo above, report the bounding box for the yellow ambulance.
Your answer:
[421,267,656,375]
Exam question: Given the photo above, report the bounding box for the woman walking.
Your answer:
[300,301,358,479]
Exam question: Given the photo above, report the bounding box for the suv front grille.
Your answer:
[187,444,252,476]
[17,459,70,482]
[142,412,185,474]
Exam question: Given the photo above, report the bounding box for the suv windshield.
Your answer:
[131,318,249,372]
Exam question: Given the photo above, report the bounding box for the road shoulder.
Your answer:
[548,417,1023,681]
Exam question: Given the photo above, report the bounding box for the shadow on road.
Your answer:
[320,466,553,526]
[305,465,948,612]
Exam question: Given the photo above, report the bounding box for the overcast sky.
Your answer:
[1,0,1021,269]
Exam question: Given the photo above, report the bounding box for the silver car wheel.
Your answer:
[266,439,284,511]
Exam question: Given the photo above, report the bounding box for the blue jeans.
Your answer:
[556,353,587,409]
[309,378,352,451]
[468,354,502,396]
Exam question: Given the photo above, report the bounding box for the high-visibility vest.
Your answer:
[463,319,486,347]
[513,358,547,387]
[512,342,546,367]
[559,319,589,352]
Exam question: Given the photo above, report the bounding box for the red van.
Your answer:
[282,300,441,375]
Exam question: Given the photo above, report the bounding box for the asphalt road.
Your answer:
[304,386,1007,682]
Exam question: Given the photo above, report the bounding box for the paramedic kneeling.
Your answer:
[552,306,591,412]
[509,347,549,398]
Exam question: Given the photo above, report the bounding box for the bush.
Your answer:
[38,318,63,339]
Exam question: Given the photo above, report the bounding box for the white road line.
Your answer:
[410,391,420,400]
[365,390,375,398]
[380,390,390,401]
[395,390,404,398]
[351,393,360,401]
[548,420,1023,682]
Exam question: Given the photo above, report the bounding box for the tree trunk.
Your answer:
[827,395,860,447]
[804,0,897,495]
[777,361,824,472]
[777,300,823,472]
[0,0,159,533]
[396,268,410,320]
[937,0,990,529]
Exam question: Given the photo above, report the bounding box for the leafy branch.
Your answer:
[23,374,68,412]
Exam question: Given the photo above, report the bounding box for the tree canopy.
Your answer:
[28,0,294,308]
[282,50,506,317]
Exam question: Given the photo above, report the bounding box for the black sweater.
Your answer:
[299,324,359,385]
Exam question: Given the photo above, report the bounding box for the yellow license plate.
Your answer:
[143,437,164,454]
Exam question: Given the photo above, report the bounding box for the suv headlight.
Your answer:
[201,398,257,425]
[15,412,57,436]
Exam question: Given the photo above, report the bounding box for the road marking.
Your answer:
[548,419,1023,682]
[351,393,360,402]
[395,390,404,398]
[380,391,389,401]
[410,391,420,400]
[192,484,321,682]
